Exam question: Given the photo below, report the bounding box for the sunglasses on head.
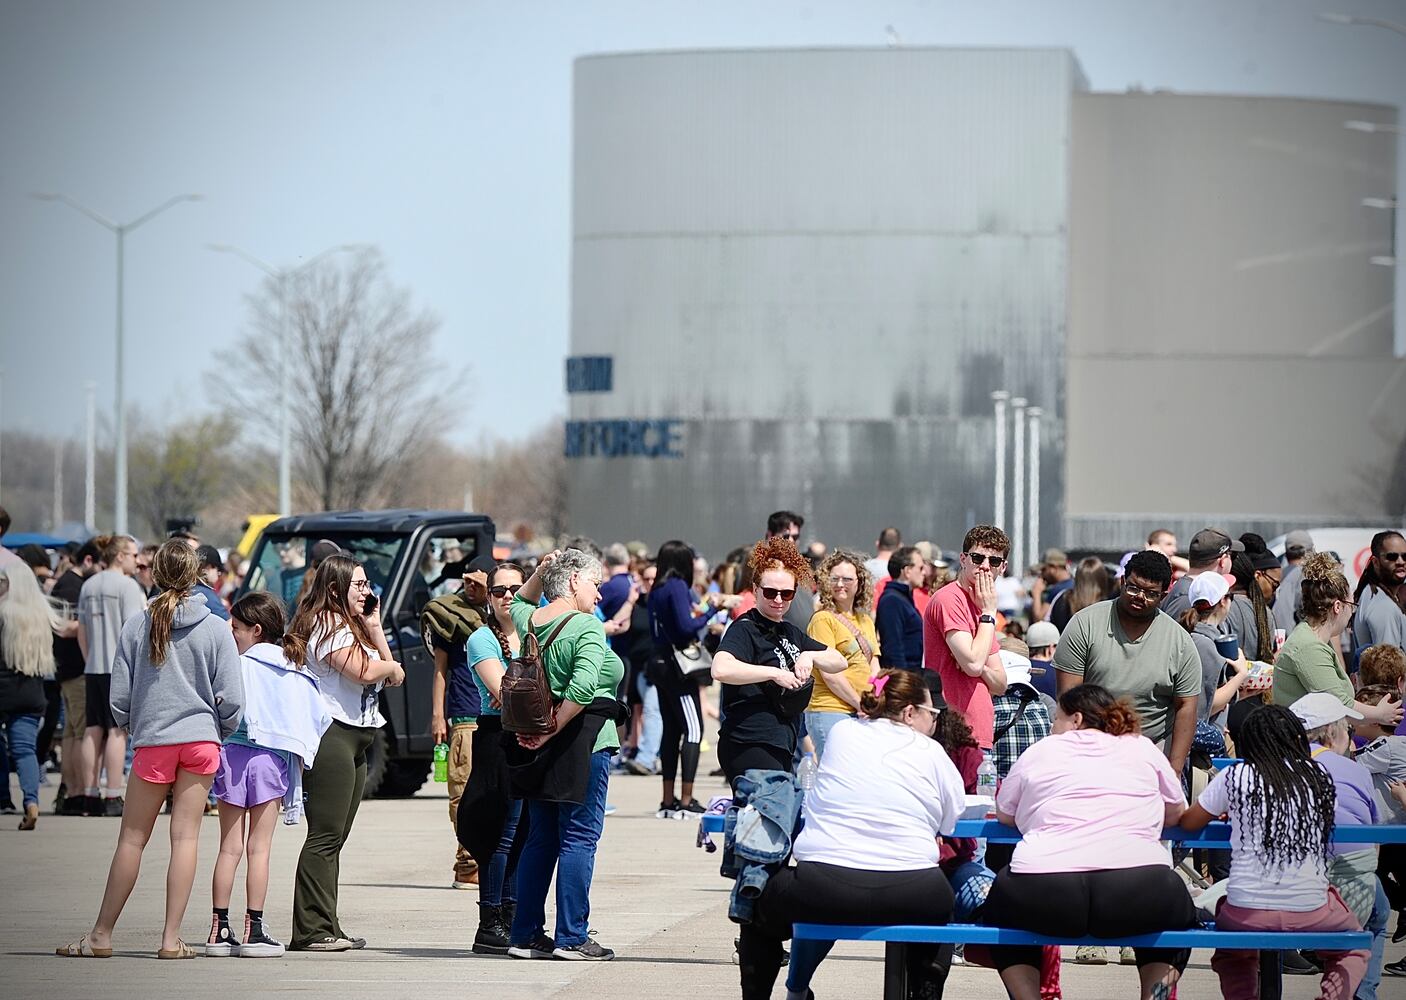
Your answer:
[760,586,797,601]
[489,584,523,598]
[966,552,1005,569]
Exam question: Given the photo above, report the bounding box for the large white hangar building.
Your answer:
[563,47,1403,559]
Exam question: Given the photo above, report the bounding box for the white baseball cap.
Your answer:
[1289,692,1363,730]
[1188,572,1236,608]
[1026,621,1060,649]
[999,649,1034,689]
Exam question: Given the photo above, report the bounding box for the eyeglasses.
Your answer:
[965,552,1005,569]
[912,703,941,716]
[828,576,857,586]
[136,563,151,572]
[1379,552,1406,564]
[1122,582,1165,601]
[1338,597,1358,609]
[780,532,801,542]
[350,579,372,591]
[489,584,522,598]
[760,586,797,601]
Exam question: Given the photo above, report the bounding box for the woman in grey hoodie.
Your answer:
[57,539,243,960]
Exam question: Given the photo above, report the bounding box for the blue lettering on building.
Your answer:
[565,356,614,393]
[564,420,683,459]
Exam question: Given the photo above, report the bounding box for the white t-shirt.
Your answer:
[1198,765,1330,912]
[794,716,966,871]
[307,621,384,729]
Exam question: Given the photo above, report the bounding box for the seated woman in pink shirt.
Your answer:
[982,684,1196,1000]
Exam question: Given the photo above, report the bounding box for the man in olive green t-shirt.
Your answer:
[1054,551,1201,773]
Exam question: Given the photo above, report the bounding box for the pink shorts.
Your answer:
[131,741,222,784]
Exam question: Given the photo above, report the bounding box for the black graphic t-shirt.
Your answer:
[717,609,827,753]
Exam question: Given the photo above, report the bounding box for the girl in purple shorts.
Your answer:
[208,592,330,958]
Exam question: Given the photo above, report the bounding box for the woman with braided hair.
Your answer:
[1180,703,1369,1000]
[457,562,528,955]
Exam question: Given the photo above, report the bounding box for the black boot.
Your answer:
[473,904,510,955]
[500,900,516,933]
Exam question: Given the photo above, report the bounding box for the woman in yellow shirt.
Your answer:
[805,550,881,760]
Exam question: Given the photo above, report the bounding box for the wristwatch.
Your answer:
[978,614,997,625]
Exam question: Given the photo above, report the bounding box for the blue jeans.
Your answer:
[948,860,996,921]
[480,798,522,907]
[635,673,662,769]
[510,749,611,948]
[1356,876,1389,1000]
[803,710,853,761]
[1,713,41,809]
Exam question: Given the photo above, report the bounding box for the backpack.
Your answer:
[500,613,577,735]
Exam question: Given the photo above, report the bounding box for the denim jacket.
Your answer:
[720,768,802,923]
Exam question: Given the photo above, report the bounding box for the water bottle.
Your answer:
[433,742,449,783]
[796,753,818,791]
[976,751,998,802]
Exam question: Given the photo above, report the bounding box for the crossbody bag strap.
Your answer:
[992,687,1037,743]
[832,612,874,662]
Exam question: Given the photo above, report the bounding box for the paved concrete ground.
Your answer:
[1,763,1342,999]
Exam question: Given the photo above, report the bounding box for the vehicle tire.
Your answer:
[375,759,430,798]
[361,729,390,800]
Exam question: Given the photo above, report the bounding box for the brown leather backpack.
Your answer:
[500,614,576,735]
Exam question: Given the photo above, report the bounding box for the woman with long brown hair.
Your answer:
[57,539,243,959]
[1048,556,1108,632]
[286,555,404,952]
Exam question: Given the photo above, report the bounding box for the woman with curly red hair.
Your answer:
[711,538,847,784]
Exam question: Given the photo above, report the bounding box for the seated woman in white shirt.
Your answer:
[738,668,967,1000]
[983,683,1197,1000]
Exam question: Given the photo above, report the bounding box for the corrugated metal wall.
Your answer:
[1067,93,1405,549]
[569,48,1079,558]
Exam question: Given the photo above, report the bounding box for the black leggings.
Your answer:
[717,738,792,789]
[983,865,1196,972]
[740,861,955,1000]
[658,677,702,784]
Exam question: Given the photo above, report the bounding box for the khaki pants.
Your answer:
[448,722,477,880]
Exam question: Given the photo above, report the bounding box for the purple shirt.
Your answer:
[1310,744,1379,831]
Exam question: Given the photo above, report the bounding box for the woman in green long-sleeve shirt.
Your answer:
[1273,554,1401,731]
[504,548,622,962]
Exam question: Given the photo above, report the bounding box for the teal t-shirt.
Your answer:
[466,625,506,718]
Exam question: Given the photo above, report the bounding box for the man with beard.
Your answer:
[1354,530,1406,654]
[1054,550,1200,775]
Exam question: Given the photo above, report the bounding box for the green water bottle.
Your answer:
[433,743,449,783]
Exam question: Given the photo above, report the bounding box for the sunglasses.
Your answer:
[489,584,523,598]
[1379,552,1406,563]
[136,563,151,571]
[760,586,797,601]
[965,552,1006,569]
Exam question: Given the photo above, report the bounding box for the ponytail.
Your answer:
[148,540,198,665]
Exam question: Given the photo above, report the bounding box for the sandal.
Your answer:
[56,935,113,958]
[157,940,197,960]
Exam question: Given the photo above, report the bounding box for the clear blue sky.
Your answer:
[2,0,1403,446]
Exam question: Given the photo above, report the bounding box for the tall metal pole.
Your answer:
[114,229,127,533]
[52,438,64,530]
[278,272,291,516]
[991,391,1009,527]
[0,368,5,504]
[31,192,202,534]
[1027,407,1043,573]
[1011,397,1028,576]
[84,382,97,529]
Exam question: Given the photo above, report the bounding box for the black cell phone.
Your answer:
[363,592,379,615]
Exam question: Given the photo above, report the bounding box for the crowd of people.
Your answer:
[2,502,1406,997]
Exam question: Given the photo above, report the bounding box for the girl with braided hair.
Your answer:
[457,562,528,955]
[1180,702,1369,1000]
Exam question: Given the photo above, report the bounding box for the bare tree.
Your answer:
[211,249,460,510]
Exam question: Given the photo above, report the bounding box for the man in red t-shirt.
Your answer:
[923,525,1010,747]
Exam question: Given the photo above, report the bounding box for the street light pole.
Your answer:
[32,192,202,534]
[207,242,366,516]
[84,381,97,529]
[991,391,1009,527]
